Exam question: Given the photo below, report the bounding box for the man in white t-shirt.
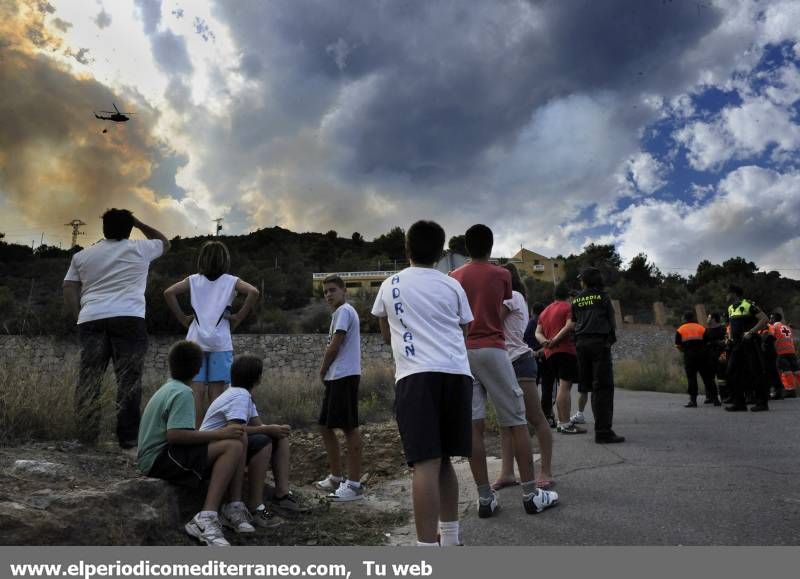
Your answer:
[63,209,169,449]
[372,220,474,547]
[316,275,364,502]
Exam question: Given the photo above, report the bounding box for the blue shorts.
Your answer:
[193,351,234,383]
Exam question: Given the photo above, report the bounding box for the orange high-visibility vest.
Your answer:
[677,322,706,343]
[771,322,796,356]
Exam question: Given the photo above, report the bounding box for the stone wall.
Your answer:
[0,326,674,377]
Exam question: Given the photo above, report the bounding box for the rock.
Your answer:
[12,460,72,480]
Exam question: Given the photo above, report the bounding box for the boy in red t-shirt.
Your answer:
[537,283,584,434]
[450,224,558,518]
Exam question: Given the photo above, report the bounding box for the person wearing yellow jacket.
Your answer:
[724,285,769,412]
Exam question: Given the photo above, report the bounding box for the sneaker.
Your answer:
[570,412,586,424]
[185,513,230,546]
[271,491,310,513]
[523,488,559,514]
[220,503,256,534]
[328,481,365,502]
[557,422,586,434]
[477,491,499,518]
[684,400,698,408]
[251,504,284,529]
[316,474,343,491]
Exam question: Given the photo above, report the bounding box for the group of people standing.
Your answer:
[62,209,627,547]
[675,285,799,412]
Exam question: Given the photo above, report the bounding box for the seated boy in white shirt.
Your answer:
[200,354,305,528]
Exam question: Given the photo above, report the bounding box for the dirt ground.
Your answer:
[0,421,412,546]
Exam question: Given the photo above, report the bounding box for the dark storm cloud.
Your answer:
[135,0,161,35]
[151,29,193,75]
[214,0,722,182]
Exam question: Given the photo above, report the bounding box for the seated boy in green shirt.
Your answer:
[137,340,249,546]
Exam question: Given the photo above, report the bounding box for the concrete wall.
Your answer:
[0,325,675,378]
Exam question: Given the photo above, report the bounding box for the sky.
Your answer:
[1,0,799,278]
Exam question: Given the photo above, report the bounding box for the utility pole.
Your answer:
[65,219,86,248]
[213,217,223,236]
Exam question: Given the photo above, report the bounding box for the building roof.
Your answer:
[511,247,557,261]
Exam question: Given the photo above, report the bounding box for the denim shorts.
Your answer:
[193,350,234,383]
[511,351,538,380]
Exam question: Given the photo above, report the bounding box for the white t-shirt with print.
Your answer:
[371,267,474,382]
[186,273,238,352]
[199,386,259,431]
[503,290,533,362]
[64,238,164,324]
[325,302,361,381]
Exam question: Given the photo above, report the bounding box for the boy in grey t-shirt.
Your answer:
[317,275,363,502]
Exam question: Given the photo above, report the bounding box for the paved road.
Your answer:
[387,389,800,545]
[461,389,800,545]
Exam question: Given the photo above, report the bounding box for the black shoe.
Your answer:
[713,399,722,407]
[725,404,747,412]
[684,400,698,408]
[595,433,625,444]
[750,404,769,412]
[545,415,557,429]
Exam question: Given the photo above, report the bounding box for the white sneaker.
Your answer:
[185,513,230,546]
[220,503,256,534]
[477,491,499,518]
[328,481,364,502]
[523,489,559,514]
[316,474,343,491]
[571,412,586,424]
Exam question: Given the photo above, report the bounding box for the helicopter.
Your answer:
[94,103,134,123]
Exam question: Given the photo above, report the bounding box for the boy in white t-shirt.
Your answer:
[371,220,474,547]
[316,275,364,502]
[164,241,260,428]
[200,354,306,530]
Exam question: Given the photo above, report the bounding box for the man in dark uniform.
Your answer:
[724,285,769,412]
[704,313,729,401]
[675,311,720,407]
[560,267,624,444]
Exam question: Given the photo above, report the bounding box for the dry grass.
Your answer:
[0,357,396,443]
[614,348,687,394]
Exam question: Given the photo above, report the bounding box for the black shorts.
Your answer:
[147,443,209,488]
[247,433,273,463]
[319,375,360,429]
[546,352,579,385]
[395,372,472,466]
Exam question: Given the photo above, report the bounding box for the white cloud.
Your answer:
[675,96,800,171]
[613,166,800,276]
[627,153,667,194]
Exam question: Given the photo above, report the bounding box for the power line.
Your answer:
[64,219,86,248]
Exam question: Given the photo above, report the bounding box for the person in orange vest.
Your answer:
[759,321,783,400]
[675,311,720,407]
[770,312,799,398]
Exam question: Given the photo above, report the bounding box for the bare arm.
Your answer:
[62,281,81,320]
[378,316,391,344]
[548,319,575,347]
[246,416,291,438]
[534,323,550,349]
[229,279,260,330]
[747,311,769,337]
[133,217,170,254]
[163,278,193,328]
[166,423,244,445]
[319,332,346,381]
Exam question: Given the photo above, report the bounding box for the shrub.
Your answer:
[614,348,686,394]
